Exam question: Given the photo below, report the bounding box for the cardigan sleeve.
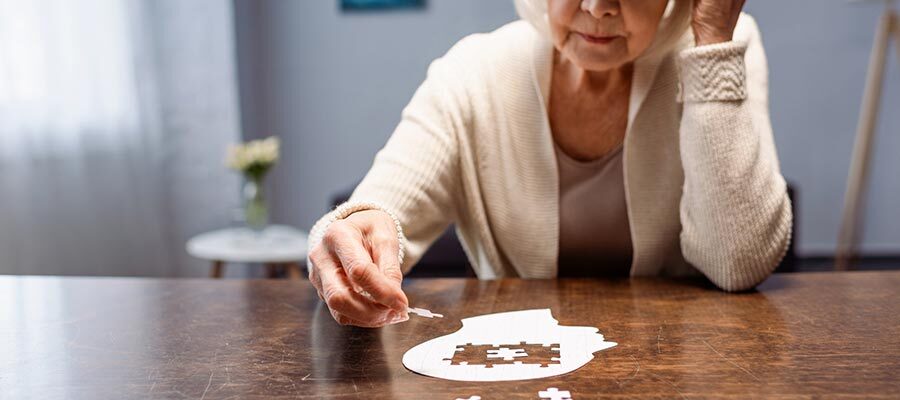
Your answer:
[308,54,463,274]
[676,14,793,291]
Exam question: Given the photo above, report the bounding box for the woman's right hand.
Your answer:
[308,209,410,327]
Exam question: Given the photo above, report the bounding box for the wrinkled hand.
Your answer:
[308,210,409,327]
[692,0,746,46]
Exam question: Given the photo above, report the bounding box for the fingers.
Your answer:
[331,309,409,328]
[308,246,330,303]
[332,311,376,328]
[324,220,407,312]
[312,246,398,324]
[309,211,411,327]
[369,228,408,309]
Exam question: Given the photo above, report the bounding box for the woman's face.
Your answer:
[548,0,668,71]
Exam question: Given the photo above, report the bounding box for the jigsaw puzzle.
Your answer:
[403,309,616,381]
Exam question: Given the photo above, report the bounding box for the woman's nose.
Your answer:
[580,0,620,18]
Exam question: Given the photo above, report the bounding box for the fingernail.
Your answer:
[386,311,409,325]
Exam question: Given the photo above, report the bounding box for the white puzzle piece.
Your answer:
[539,387,573,400]
[407,307,443,318]
[402,309,616,381]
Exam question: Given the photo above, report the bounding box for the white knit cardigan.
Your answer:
[310,14,793,291]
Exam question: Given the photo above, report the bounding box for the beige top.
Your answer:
[309,14,793,292]
[555,142,633,277]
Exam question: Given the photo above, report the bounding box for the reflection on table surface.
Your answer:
[0,271,898,399]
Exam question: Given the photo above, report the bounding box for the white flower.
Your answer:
[226,136,280,174]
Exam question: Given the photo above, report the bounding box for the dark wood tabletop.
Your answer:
[1,271,898,399]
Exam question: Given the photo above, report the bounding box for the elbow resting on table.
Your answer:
[686,208,794,293]
[710,251,785,293]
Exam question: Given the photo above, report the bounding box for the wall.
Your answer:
[236,0,900,257]
[743,1,900,255]
[149,0,245,277]
[233,0,519,230]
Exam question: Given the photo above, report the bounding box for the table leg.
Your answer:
[265,263,279,279]
[286,262,303,280]
[210,261,224,278]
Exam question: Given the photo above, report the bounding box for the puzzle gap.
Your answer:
[442,342,561,368]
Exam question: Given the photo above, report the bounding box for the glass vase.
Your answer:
[243,176,268,232]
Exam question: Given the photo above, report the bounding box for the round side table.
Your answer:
[186,225,308,279]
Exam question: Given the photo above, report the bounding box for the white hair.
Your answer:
[513,0,694,59]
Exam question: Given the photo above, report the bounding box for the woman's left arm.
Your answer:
[678,10,793,291]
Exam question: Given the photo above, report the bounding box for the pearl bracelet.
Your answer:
[309,201,406,265]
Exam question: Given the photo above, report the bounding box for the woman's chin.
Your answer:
[562,42,631,71]
[568,56,629,73]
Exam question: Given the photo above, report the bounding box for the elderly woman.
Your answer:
[307,0,792,327]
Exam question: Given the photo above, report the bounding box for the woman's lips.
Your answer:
[576,32,619,44]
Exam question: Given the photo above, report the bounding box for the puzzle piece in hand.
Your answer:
[538,387,573,400]
[408,307,443,318]
[443,342,561,368]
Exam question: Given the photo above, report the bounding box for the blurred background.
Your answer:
[1,0,898,278]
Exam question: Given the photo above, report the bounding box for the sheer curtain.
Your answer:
[0,0,241,277]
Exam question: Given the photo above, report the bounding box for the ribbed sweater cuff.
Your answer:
[308,201,407,266]
[677,41,748,103]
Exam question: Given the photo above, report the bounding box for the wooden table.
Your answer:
[1,272,898,399]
